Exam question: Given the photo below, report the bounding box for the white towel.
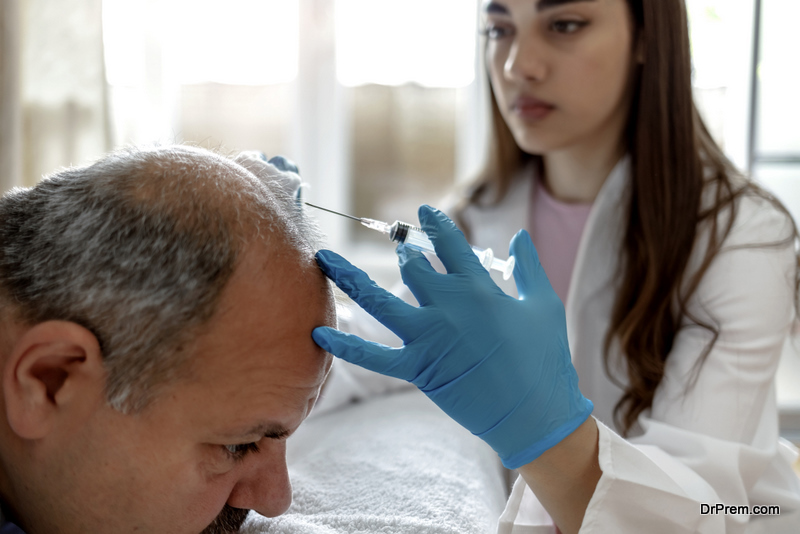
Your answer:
[243,389,509,534]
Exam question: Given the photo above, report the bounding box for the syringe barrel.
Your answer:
[389,220,515,280]
[389,221,436,252]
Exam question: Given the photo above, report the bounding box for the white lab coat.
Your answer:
[322,157,800,532]
[458,158,800,533]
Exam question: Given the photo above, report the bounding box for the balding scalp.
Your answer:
[0,145,321,412]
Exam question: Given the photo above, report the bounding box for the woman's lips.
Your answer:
[513,96,555,121]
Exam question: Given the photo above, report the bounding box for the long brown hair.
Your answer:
[458,0,799,435]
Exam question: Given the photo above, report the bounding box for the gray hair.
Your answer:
[0,145,322,412]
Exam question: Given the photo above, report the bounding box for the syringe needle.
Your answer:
[304,202,515,279]
[304,202,393,235]
[304,202,362,222]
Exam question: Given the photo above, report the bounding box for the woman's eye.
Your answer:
[550,20,588,34]
[223,442,260,462]
[481,24,513,40]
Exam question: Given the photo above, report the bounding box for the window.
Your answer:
[686,0,756,169]
[103,0,298,149]
[335,0,479,246]
[752,0,800,227]
[335,0,475,88]
[685,0,800,227]
[103,0,481,285]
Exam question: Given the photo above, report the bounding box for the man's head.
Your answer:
[0,146,335,533]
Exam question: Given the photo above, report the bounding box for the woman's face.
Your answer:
[483,0,636,156]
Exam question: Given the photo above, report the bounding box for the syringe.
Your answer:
[305,203,516,280]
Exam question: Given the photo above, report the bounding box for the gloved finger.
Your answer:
[396,243,442,307]
[267,156,303,201]
[509,229,549,302]
[312,327,412,380]
[238,150,269,162]
[235,151,302,198]
[268,155,300,174]
[417,205,489,278]
[315,250,417,336]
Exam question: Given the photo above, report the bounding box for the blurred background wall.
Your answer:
[0,0,109,192]
[1,0,799,435]
[100,0,485,269]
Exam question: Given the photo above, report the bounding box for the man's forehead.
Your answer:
[256,238,332,308]
[183,238,332,368]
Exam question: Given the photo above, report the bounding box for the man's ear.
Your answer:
[3,321,105,440]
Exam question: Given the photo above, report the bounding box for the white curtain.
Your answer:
[0,0,110,194]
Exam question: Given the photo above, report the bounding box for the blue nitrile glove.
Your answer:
[312,205,593,469]
[234,151,304,203]
[266,154,299,174]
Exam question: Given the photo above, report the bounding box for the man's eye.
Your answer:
[223,442,260,462]
[550,20,588,34]
[480,24,513,40]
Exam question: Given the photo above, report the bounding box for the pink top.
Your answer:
[529,176,594,306]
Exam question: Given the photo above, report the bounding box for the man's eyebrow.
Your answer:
[223,423,292,440]
[537,0,595,11]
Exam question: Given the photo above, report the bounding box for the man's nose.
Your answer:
[226,440,292,517]
[504,31,548,83]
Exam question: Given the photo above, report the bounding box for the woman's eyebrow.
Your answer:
[483,2,509,15]
[537,0,595,11]
[483,0,595,15]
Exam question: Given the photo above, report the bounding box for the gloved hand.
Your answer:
[312,205,593,469]
[234,151,304,202]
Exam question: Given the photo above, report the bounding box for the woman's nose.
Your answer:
[504,32,548,82]
[226,440,292,517]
